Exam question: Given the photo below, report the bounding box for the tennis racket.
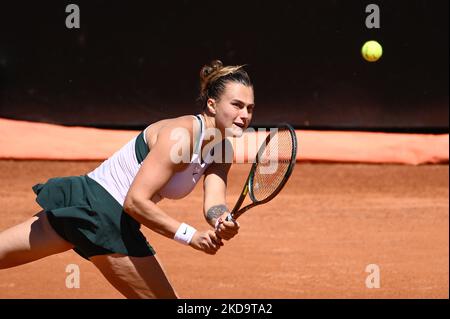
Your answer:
[225,123,298,221]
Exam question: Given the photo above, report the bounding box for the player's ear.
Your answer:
[206,99,216,115]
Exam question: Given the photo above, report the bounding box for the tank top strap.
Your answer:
[193,114,205,157]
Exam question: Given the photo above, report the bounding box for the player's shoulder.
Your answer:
[145,115,196,142]
[145,115,198,157]
[143,115,197,169]
[160,115,197,133]
[158,115,199,144]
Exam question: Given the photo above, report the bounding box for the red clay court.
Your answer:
[1,0,448,301]
[0,159,447,298]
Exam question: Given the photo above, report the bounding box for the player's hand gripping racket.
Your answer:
[224,123,298,222]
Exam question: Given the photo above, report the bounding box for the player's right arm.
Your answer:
[123,120,222,254]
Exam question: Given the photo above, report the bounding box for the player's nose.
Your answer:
[239,107,249,120]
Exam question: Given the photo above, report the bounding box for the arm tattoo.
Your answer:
[206,204,229,224]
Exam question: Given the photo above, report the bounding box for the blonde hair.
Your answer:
[198,60,252,109]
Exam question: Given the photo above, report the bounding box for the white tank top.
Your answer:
[87,115,212,205]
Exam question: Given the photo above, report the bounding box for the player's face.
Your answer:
[212,82,254,137]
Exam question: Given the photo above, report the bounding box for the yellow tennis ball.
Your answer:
[361,40,383,62]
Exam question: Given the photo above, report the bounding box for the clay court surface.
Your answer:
[0,160,448,299]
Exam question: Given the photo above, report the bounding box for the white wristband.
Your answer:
[174,223,197,245]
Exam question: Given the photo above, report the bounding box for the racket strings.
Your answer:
[251,128,294,201]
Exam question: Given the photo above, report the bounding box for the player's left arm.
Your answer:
[203,157,240,240]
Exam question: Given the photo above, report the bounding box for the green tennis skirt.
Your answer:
[32,175,155,260]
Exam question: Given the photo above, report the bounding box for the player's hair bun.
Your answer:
[197,59,252,110]
[200,60,224,89]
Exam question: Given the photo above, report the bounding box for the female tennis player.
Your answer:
[0,60,255,298]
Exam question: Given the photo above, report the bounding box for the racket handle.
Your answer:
[215,213,233,231]
[215,213,235,232]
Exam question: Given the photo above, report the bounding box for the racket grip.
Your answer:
[215,213,234,231]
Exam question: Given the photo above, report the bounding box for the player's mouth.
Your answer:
[233,122,245,129]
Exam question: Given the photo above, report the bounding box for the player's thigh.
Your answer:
[90,253,178,299]
[0,210,73,269]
